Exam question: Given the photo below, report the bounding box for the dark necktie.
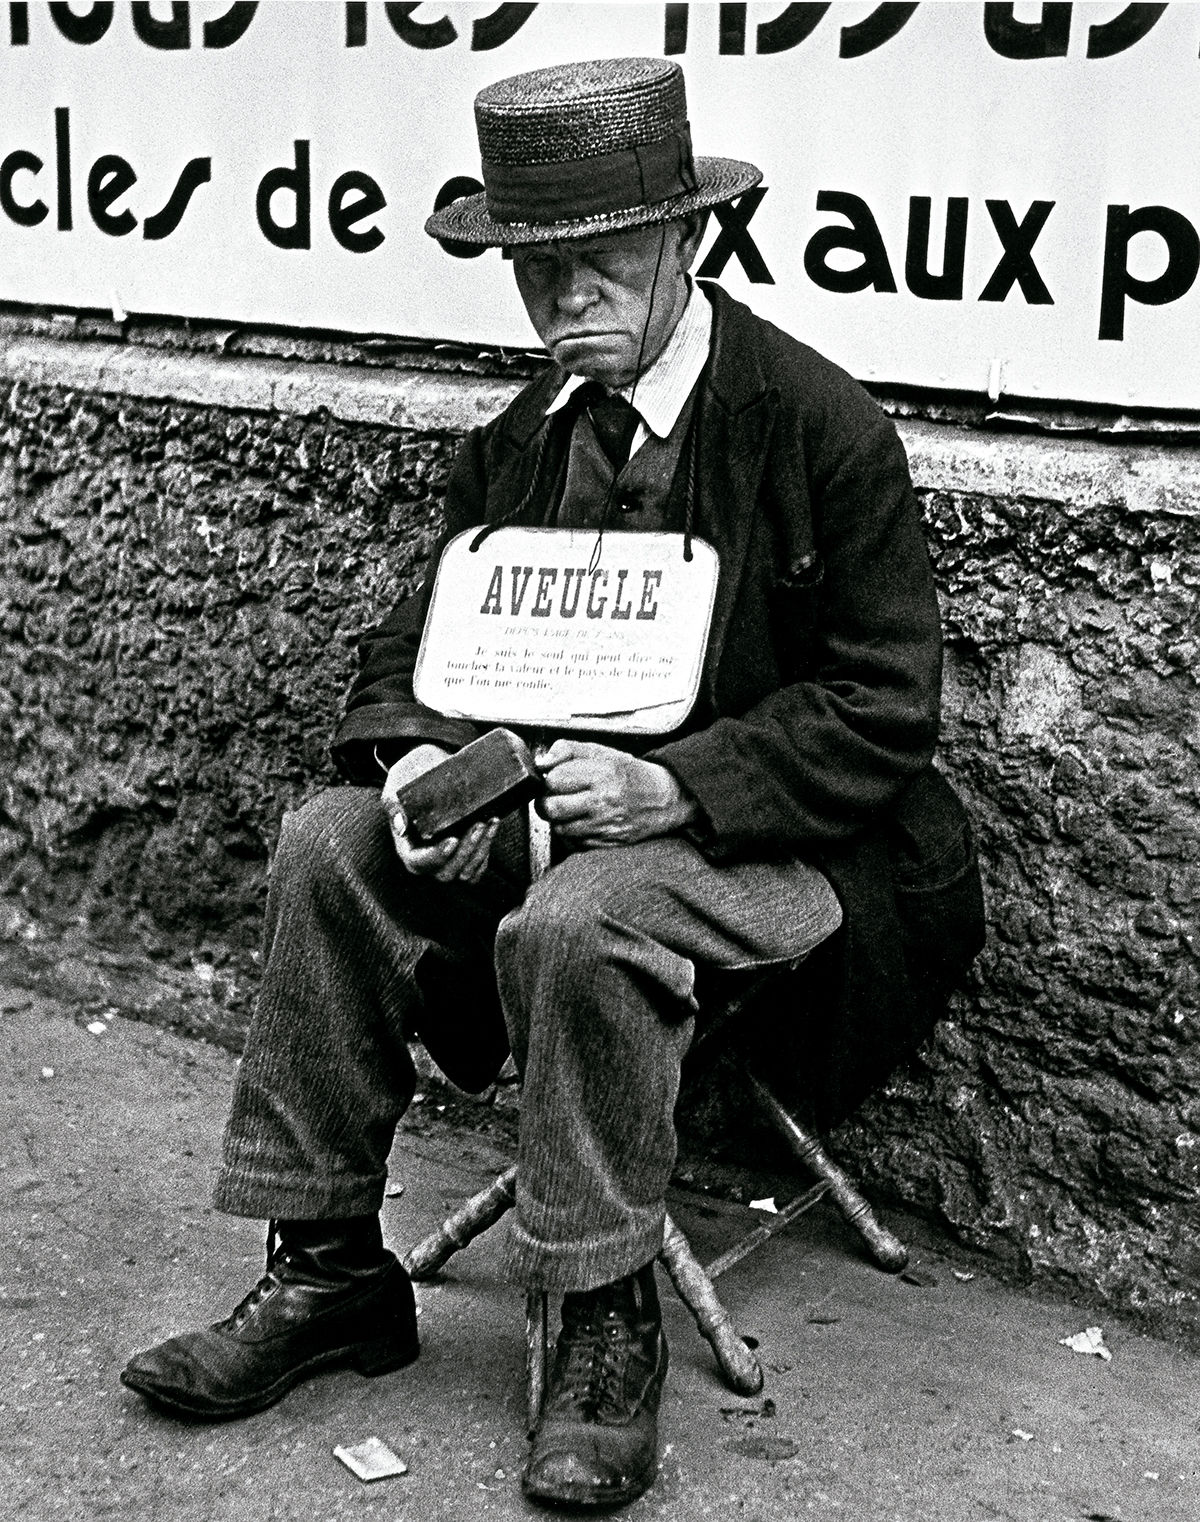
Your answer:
[569,381,640,472]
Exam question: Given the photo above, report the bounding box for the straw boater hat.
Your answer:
[425,56,761,247]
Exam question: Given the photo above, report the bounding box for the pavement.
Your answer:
[2,988,1197,1522]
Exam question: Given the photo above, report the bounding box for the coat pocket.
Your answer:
[768,552,824,675]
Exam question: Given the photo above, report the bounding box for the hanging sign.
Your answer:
[414,527,719,733]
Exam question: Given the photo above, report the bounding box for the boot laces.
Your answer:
[553,1293,637,1422]
[223,1225,295,1332]
[224,1260,289,1332]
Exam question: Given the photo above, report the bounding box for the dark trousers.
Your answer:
[215,787,841,1291]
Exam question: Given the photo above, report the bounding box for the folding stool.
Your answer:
[402,907,909,1430]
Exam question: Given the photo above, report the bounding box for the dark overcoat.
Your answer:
[333,283,984,1128]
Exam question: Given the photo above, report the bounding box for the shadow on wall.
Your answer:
[841,432,1199,1343]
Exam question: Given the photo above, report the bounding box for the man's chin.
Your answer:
[549,336,635,386]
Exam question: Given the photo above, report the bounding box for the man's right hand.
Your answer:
[382,745,500,883]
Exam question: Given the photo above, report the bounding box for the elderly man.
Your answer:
[122,57,981,1509]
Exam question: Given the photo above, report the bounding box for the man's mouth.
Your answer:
[552,331,618,345]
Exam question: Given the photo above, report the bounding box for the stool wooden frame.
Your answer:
[401,806,907,1429]
[402,1056,908,1431]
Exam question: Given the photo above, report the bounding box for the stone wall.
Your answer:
[0,336,511,1046]
[844,422,1200,1341]
[0,333,1196,1339]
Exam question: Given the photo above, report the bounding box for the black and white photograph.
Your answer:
[1,3,1197,1517]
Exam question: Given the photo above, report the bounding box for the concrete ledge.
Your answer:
[0,335,524,435]
[902,417,1200,521]
[4,335,1200,520]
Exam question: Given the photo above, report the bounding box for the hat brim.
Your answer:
[424,156,762,247]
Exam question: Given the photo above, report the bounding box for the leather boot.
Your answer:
[522,1261,668,1509]
[120,1215,418,1420]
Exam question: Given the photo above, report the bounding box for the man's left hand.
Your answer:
[535,739,698,847]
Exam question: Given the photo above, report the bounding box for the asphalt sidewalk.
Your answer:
[2,990,1196,1522]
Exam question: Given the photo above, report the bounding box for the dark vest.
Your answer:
[550,383,699,534]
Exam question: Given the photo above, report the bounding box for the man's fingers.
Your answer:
[383,745,457,873]
[552,816,593,838]
[399,834,459,875]
[535,738,598,773]
[535,739,573,768]
[539,759,600,797]
[434,826,482,882]
[434,819,497,883]
[461,821,501,882]
[392,818,500,881]
[452,819,499,882]
[557,820,621,845]
[541,791,596,825]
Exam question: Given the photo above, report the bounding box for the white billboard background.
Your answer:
[2,1,1198,408]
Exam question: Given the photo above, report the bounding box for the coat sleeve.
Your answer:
[330,426,492,784]
[649,380,942,861]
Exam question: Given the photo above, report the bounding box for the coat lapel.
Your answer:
[692,284,777,697]
[482,366,565,524]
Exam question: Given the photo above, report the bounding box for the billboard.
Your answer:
[2,1,1198,408]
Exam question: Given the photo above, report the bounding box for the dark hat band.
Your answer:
[482,127,698,228]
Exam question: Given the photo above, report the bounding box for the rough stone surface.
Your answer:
[0,367,459,1042]
[0,345,1196,1342]
[840,422,1200,1342]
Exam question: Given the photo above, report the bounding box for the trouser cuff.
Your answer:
[502,1208,665,1293]
[212,1158,385,1222]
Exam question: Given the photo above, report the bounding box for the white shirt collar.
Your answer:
[545,283,712,443]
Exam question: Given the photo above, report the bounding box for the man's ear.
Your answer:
[675,211,709,274]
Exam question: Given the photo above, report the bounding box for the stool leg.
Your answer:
[659,1214,764,1395]
[402,1165,518,1280]
[744,1071,909,1272]
[525,1289,549,1434]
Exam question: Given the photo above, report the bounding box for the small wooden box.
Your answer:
[393,728,540,844]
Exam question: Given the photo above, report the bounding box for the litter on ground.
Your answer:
[332,1436,409,1482]
[1059,1326,1112,1361]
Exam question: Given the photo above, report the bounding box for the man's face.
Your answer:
[510,219,701,389]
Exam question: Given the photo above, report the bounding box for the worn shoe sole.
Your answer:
[120,1327,419,1422]
[521,1333,668,1509]
[520,1454,658,1510]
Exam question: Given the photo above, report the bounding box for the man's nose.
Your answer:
[555,260,598,314]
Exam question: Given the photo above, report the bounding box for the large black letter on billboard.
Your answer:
[329,171,386,253]
[1099,204,1199,341]
[978,200,1054,304]
[132,1,188,49]
[804,191,897,294]
[431,176,486,259]
[0,151,47,225]
[48,1,112,44]
[88,154,138,236]
[257,141,311,250]
[144,158,212,240]
[984,2,1071,58]
[696,188,773,284]
[906,197,968,301]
